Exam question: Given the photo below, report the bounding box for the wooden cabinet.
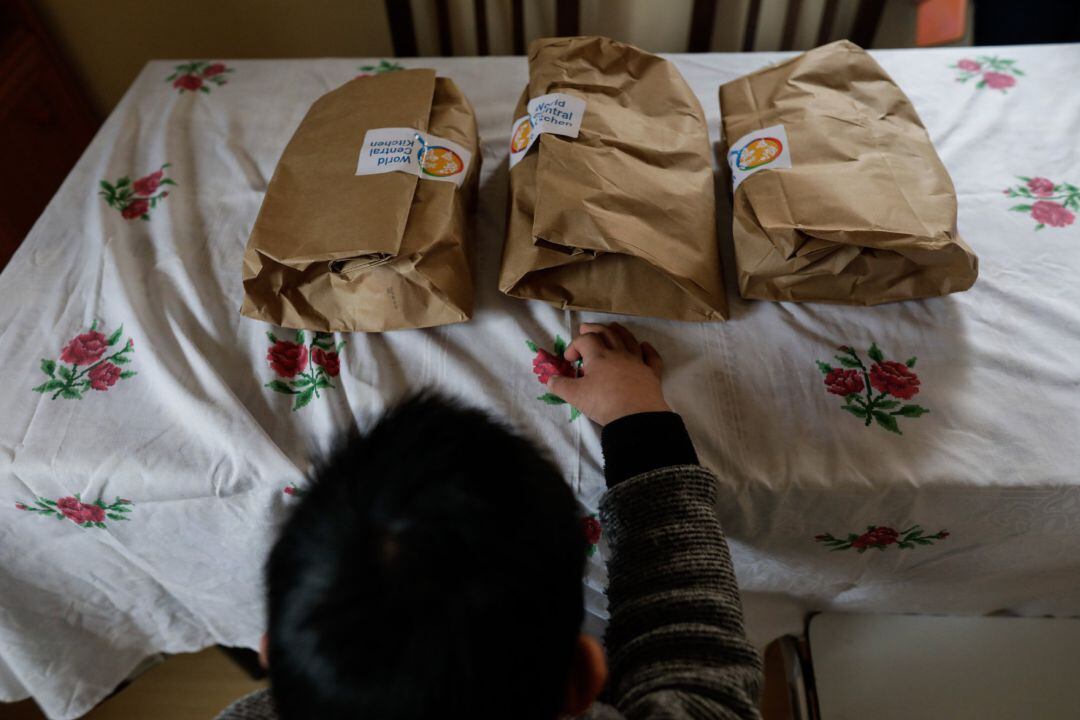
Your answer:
[0,0,99,268]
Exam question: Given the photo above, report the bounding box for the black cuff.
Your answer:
[601,412,699,487]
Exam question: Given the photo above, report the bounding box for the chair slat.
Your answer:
[383,0,418,56]
[556,0,580,37]
[851,0,886,48]
[743,0,763,51]
[688,0,718,52]
[780,0,802,50]
[474,0,489,55]
[816,0,839,45]
[435,0,453,55]
[512,0,525,54]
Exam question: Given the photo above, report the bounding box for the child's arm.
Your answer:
[548,324,763,719]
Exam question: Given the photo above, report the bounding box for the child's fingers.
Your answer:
[547,375,581,406]
[565,332,606,362]
[608,322,640,353]
[579,323,619,350]
[641,342,664,378]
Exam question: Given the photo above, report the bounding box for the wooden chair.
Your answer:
[384,0,885,56]
[689,0,888,52]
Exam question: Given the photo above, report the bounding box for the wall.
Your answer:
[37,0,964,117]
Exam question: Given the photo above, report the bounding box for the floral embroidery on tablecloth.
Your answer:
[357,59,404,77]
[33,321,136,400]
[816,343,929,435]
[950,55,1023,91]
[583,514,602,557]
[100,164,176,221]
[1003,176,1078,230]
[283,483,308,498]
[15,495,132,529]
[527,336,581,421]
[815,525,949,552]
[167,61,233,93]
[265,330,345,411]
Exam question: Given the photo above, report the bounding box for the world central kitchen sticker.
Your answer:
[727,124,791,190]
[356,128,472,188]
[509,92,587,169]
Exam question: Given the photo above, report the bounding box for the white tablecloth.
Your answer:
[2,45,1079,718]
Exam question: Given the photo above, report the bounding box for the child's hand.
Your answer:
[547,323,670,426]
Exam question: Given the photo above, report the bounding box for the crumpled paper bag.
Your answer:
[500,36,729,322]
[719,40,978,304]
[241,68,480,331]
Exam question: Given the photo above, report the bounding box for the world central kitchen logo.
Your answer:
[730,136,783,170]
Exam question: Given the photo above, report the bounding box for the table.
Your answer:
[2,44,1079,718]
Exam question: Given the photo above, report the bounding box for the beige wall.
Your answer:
[38,0,962,117]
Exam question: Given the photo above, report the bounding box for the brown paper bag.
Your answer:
[500,36,728,322]
[719,40,977,305]
[241,69,480,332]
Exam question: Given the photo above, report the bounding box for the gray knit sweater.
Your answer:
[215,465,762,719]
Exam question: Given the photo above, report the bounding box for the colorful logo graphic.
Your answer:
[731,136,783,171]
[418,146,464,177]
[511,117,533,153]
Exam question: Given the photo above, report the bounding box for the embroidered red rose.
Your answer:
[132,169,165,196]
[268,341,308,378]
[1027,177,1055,197]
[174,74,204,91]
[982,71,1015,90]
[869,361,921,400]
[88,362,122,391]
[824,368,864,396]
[60,331,108,365]
[1030,200,1075,228]
[202,62,227,77]
[583,516,602,545]
[532,348,575,385]
[956,59,980,72]
[851,526,898,550]
[311,348,340,377]
[120,198,150,220]
[57,496,106,525]
[284,485,297,496]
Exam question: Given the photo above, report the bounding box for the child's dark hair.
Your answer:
[266,393,587,720]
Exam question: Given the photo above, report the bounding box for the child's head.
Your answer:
[265,394,604,719]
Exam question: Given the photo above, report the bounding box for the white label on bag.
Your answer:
[508,92,587,169]
[356,127,472,188]
[727,124,791,190]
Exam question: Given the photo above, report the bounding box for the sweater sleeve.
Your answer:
[598,466,763,720]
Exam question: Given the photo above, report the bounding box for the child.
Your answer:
[216,323,762,719]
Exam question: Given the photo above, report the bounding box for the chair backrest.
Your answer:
[384,0,580,57]
[384,0,885,56]
[689,0,888,52]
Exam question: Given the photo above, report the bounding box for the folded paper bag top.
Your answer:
[241,68,480,332]
[719,40,978,305]
[500,36,729,322]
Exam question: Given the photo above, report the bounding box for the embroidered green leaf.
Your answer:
[875,399,901,410]
[569,406,581,422]
[867,343,884,363]
[57,365,74,381]
[106,325,123,346]
[1009,204,1033,212]
[32,379,66,393]
[266,331,278,343]
[976,80,986,89]
[40,359,56,377]
[892,405,930,418]
[525,340,538,353]
[294,375,314,387]
[1035,223,1045,231]
[905,357,917,368]
[61,387,84,400]
[1013,68,1024,76]
[266,380,296,395]
[553,335,567,356]
[335,341,347,352]
[841,405,867,419]
[835,356,861,369]
[872,411,902,435]
[295,330,306,344]
[815,360,833,374]
[293,388,315,411]
[119,370,137,379]
[112,354,131,365]
[537,393,566,406]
